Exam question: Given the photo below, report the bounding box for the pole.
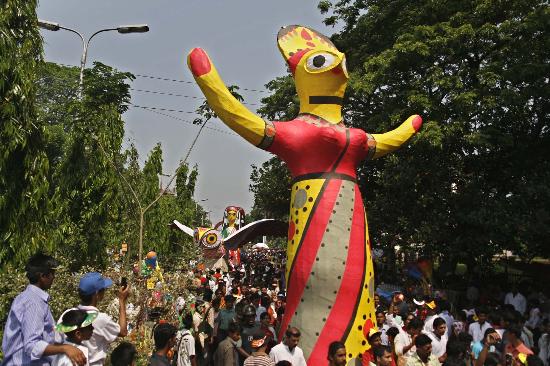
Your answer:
[78,28,117,98]
[139,210,144,261]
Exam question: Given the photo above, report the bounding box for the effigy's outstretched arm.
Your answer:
[187,48,269,147]
[370,114,423,159]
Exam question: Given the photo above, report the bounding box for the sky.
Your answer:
[37,0,338,221]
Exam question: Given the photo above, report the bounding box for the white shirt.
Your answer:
[78,305,121,366]
[468,321,492,343]
[423,315,437,334]
[269,343,307,366]
[427,332,448,358]
[505,292,527,315]
[395,331,416,358]
[52,341,89,366]
[378,323,390,345]
[176,329,196,366]
[439,311,455,337]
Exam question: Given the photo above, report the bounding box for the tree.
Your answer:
[0,1,52,266]
[250,0,550,274]
[51,62,134,266]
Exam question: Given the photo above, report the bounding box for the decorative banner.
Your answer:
[187,25,422,365]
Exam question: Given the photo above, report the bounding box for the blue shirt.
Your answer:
[1,285,56,365]
[472,341,495,359]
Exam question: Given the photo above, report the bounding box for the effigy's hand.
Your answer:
[188,48,213,78]
[369,115,423,159]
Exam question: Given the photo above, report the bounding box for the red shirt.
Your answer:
[362,349,397,366]
[505,342,533,363]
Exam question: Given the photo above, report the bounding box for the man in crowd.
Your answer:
[269,327,307,366]
[240,305,262,358]
[504,326,534,363]
[243,330,275,366]
[175,314,196,366]
[373,345,395,366]
[395,318,424,365]
[376,309,391,346]
[77,272,130,366]
[215,295,236,343]
[259,312,277,351]
[406,334,440,366]
[150,323,178,366]
[2,253,86,366]
[468,307,492,343]
[426,317,447,363]
[505,285,527,316]
[422,301,438,334]
[436,300,454,338]
[362,329,383,366]
[213,322,241,366]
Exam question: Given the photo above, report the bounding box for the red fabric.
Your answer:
[268,119,372,178]
[189,48,211,77]
[362,349,374,366]
[267,117,376,365]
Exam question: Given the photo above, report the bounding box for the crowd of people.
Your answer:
[1,250,550,366]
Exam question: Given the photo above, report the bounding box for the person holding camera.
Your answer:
[77,272,130,366]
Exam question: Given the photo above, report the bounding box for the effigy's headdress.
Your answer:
[277,25,342,75]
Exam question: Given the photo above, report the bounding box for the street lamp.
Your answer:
[37,19,149,98]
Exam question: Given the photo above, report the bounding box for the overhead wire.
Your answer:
[129,88,259,106]
[53,62,268,95]
[48,62,261,137]
[127,103,238,137]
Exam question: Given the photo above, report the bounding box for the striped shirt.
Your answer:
[243,353,275,366]
[1,285,56,365]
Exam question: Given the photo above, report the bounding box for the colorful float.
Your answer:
[172,207,285,270]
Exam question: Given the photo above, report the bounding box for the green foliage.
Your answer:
[257,76,299,121]
[0,0,52,264]
[250,0,550,272]
[249,158,291,220]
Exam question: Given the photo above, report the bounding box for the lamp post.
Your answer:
[37,19,149,98]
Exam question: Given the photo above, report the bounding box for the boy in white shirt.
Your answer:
[53,309,98,366]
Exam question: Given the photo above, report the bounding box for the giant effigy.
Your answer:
[187,25,422,365]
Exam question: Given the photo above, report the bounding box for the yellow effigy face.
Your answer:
[226,210,237,226]
[277,25,349,124]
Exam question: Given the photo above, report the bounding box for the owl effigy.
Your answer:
[186,25,422,365]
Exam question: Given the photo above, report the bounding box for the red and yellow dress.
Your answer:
[260,113,377,364]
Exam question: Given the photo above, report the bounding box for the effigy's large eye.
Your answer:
[200,229,221,250]
[306,52,336,72]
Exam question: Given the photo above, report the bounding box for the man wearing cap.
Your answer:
[244,330,275,366]
[77,272,130,366]
[422,301,438,334]
[2,253,87,366]
[362,329,384,366]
